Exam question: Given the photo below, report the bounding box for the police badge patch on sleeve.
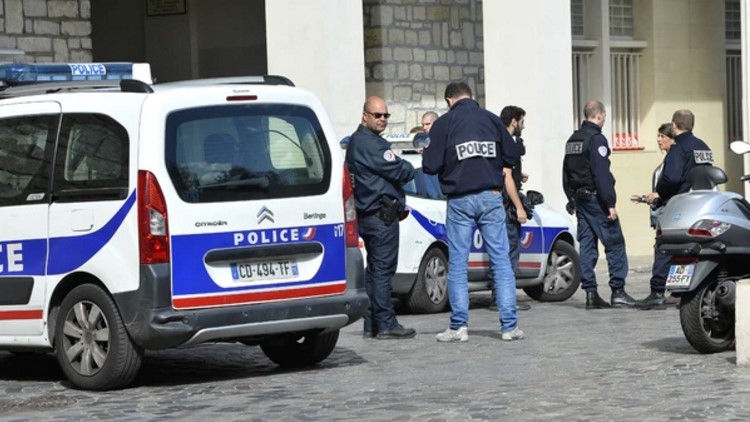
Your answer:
[384,150,396,161]
[598,146,608,157]
[693,150,713,164]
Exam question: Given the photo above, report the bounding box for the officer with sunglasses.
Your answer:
[345,96,416,340]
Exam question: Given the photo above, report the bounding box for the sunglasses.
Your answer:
[366,111,391,119]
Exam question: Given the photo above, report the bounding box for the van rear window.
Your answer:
[165,104,331,203]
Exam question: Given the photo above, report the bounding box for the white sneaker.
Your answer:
[501,326,525,341]
[436,326,469,342]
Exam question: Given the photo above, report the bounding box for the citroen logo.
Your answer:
[257,206,275,224]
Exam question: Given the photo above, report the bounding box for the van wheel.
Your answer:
[523,241,580,302]
[55,284,142,390]
[407,248,449,314]
[260,330,339,367]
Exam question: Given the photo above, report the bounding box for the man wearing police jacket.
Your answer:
[423,82,524,343]
[563,100,638,310]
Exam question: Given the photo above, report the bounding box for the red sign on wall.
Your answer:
[612,132,643,151]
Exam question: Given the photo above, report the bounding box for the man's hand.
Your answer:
[645,192,660,205]
[565,199,575,215]
[516,208,528,224]
[521,172,529,183]
[608,207,618,221]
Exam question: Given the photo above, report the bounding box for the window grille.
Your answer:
[571,50,593,127]
[571,0,584,38]
[610,51,642,150]
[726,0,741,42]
[609,0,633,39]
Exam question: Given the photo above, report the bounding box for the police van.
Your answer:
[0,63,367,390]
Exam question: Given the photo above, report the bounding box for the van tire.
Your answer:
[523,241,580,302]
[55,284,142,390]
[260,330,339,367]
[407,247,449,314]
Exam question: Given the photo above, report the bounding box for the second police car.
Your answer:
[381,140,581,313]
[0,63,366,390]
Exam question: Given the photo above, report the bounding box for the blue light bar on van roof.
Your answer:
[0,62,153,86]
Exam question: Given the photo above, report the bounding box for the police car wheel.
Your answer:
[55,284,143,390]
[260,330,339,367]
[523,241,581,302]
[407,247,449,314]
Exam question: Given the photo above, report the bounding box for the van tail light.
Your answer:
[138,170,170,264]
[342,165,359,247]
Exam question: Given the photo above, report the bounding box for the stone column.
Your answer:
[266,0,366,140]
[483,0,574,213]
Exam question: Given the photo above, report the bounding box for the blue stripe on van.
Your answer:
[170,223,346,296]
[409,208,568,254]
[47,191,136,274]
[0,191,134,276]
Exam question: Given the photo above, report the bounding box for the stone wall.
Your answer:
[363,0,484,135]
[0,0,92,63]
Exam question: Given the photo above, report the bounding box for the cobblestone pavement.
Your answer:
[2,257,750,421]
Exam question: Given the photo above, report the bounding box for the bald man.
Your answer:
[345,96,416,340]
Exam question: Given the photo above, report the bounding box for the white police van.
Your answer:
[0,63,366,390]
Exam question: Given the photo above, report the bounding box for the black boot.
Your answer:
[636,291,667,310]
[611,289,638,308]
[585,290,611,309]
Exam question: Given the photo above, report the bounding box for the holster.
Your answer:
[377,195,400,226]
[574,188,595,201]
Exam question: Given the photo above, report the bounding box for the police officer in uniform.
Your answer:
[423,82,524,342]
[639,109,713,309]
[563,100,638,309]
[345,96,417,339]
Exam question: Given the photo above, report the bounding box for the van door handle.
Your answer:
[204,242,323,264]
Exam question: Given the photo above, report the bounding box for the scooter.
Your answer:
[655,141,750,353]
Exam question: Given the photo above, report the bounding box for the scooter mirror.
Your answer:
[730,140,750,155]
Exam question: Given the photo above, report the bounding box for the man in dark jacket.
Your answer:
[345,96,416,340]
[563,100,637,309]
[423,82,524,343]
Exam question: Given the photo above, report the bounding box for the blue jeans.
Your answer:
[446,190,518,333]
[575,196,628,291]
[358,214,400,332]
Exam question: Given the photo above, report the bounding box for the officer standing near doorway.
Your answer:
[563,100,638,309]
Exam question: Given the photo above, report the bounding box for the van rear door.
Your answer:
[161,102,346,310]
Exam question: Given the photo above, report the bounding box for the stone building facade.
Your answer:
[363,0,484,135]
[0,0,92,63]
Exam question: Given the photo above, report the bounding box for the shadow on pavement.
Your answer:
[641,336,699,354]
[133,344,367,388]
[0,344,367,389]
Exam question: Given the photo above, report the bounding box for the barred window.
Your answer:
[571,0,584,38]
[726,0,741,42]
[610,0,634,39]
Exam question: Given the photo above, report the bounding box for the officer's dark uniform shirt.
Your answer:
[345,124,416,213]
[422,98,518,196]
[562,120,617,208]
[510,136,525,191]
[655,131,712,203]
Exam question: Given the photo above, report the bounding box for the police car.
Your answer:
[0,63,367,390]
[391,144,580,313]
